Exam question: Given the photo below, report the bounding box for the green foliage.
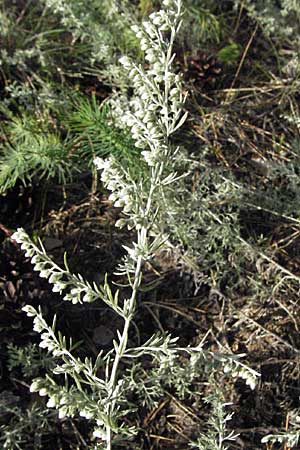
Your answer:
[0,400,57,450]
[183,1,222,45]
[0,91,143,193]
[41,0,141,66]
[67,95,141,170]
[128,345,258,405]
[234,0,300,40]
[6,343,54,378]
[243,152,300,220]
[0,0,140,86]
[0,113,73,192]
[189,383,238,450]
[164,154,241,280]
[217,42,241,64]
[0,0,83,82]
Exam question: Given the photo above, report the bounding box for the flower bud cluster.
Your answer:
[95,0,187,260]
[220,355,260,391]
[95,157,135,212]
[29,375,98,420]
[118,0,187,167]
[94,156,142,230]
[12,228,100,304]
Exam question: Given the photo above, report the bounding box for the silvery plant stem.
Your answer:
[105,254,143,449]
[105,178,158,448]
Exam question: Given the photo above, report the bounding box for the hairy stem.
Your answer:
[105,253,143,450]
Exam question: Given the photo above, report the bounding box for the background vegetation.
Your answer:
[1,0,300,448]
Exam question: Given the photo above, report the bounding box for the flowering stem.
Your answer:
[104,157,165,447]
[109,254,143,391]
[105,253,143,450]
[88,1,185,446]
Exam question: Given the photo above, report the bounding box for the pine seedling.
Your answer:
[67,95,141,170]
[0,114,73,193]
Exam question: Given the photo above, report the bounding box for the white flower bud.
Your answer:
[93,429,106,439]
[153,62,163,73]
[49,272,61,284]
[131,124,140,135]
[145,51,157,63]
[119,56,131,68]
[94,157,105,170]
[31,255,40,264]
[131,132,140,141]
[71,287,81,296]
[141,91,149,101]
[108,192,118,202]
[39,269,50,279]
[83,293,94,302]
[22,305,37,317]
[33,321,44,333]
[148,103,158,111]
[170,87,179,97]
[160,106,168,116]
[30,380,42,392]
[152,14,164,26]
[159,23,170,32]
[129,67,138,78]
[115,219,126,228]
[134,140,145,148]
[39,340,50,349]
[131,24,140,34]
[154,75,164,83]
[33,262,45,272]
[52,282,65,293]
[58,407,67,419]
[47,397,56,408]
[142,21,156,38]
[12,228,27,243]
[107,180,119,191]
[149,12,157,21]
[39,388,48,396]
[21,242,31,251]
[142,150,156,166]
[140,38,149,51]
[114,199,125,208]
[135,109,145,119]
[133,74,141,85]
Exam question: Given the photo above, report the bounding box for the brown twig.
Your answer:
[225,23,259,104]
